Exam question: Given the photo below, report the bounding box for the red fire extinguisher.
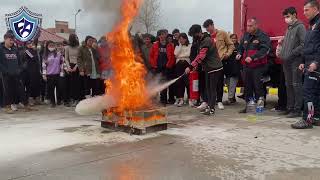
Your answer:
[189,71,199,100]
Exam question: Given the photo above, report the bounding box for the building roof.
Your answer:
[38,28,66,43]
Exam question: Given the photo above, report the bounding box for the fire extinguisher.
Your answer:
[189,71,199,100]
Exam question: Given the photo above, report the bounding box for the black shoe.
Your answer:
[237,94,245,100]
[313,121,320,126]
[64,102,71,107]
[200,107,210,114]
[224,99,236,106]
[286,112,302,119]
[204,109,215,116]
[279,110,292,116]
[167,100,175,105]
[239,108,247,114]
[291,120,313,129]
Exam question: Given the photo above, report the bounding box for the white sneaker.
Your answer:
[217,102,225,110]
[177,99,184,107]
[197,102,208,110]
[189,100,196,107]
[174,99,179,106]
[11,104,18,111]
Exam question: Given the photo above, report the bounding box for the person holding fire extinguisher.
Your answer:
[185,24,223,116]
[236,18,271,113]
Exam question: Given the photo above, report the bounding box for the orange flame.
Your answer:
[106,0,148,112]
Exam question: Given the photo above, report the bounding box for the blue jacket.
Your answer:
[303,14,320,67]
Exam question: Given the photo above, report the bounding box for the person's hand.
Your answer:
[72,67,77,72]
[299,64,305,71]
[185,67,191,74]
[236,54,242,60]
[80,71,85,76]
[67,67,72,72]
[309,63,317,72]
[245,57,252,63]
[42,75,47,81]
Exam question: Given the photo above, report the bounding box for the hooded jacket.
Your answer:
[0,42,21,76]
[280,20,306,63]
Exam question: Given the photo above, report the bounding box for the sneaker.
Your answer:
[174,99,179,106]
[204,109,215,116]
[224,98,236,106]
[279,110,292,116]
[237,94,245,100]
[313,121,320,126]
[29,98,35,106]
[286,112,302,119]
[200,107,210,114]
[189,100,196,107]
[239,108,247,114]
[177,99,184,107]
[291,119,313,129]
[72,101,79,107]
[23,106,36,112]
[4,106,15,114]
[197,102,208,110]
[217,102,224,110]
[11,104,18,111]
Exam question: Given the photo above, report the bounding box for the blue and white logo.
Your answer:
[5,6,42,43]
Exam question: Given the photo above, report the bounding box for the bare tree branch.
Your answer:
[137,0,161,33]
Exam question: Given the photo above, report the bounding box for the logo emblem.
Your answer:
[5,6,42,43]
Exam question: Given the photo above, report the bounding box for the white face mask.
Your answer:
[285,17,294,25]
[48,47,55,52]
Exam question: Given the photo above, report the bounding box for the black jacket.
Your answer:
[303,14,320,67]
[223,43,241,77]
[0,43,22,76]
[238,29,271,68]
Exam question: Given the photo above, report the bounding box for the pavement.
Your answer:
[1,96,320,180]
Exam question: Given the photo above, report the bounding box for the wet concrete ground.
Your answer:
[1,96,320,180]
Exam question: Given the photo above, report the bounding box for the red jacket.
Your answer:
[149,41,175,69]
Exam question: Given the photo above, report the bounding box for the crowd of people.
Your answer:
[1,0,320,130]
[0,33,112,112]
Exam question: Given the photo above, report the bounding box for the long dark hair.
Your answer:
[69,34,79,48]
[179,33,190,46]
[43,41,57,60]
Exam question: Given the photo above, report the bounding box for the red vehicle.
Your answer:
[234,0,308,38]
[233,0,308,88]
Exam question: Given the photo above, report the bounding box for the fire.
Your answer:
[106,0,148,112]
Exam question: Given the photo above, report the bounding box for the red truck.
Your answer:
[234,0,308,38]
[233,0,309,89]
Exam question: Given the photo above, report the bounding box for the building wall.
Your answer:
[46,21,75,38]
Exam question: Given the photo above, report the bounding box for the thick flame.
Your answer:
[106,0,148,112]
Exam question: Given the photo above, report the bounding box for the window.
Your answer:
[60,29,64,33]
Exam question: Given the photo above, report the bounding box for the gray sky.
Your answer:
[0,0,233,41]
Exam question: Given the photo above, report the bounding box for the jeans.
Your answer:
[283,61,303,112]
[226,76,238,99]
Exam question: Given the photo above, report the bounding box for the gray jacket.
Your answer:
[280,21,306,63]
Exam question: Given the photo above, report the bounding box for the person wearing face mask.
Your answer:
[42,41,63,108]
[22,40,41,106]
[278,7,306,118]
